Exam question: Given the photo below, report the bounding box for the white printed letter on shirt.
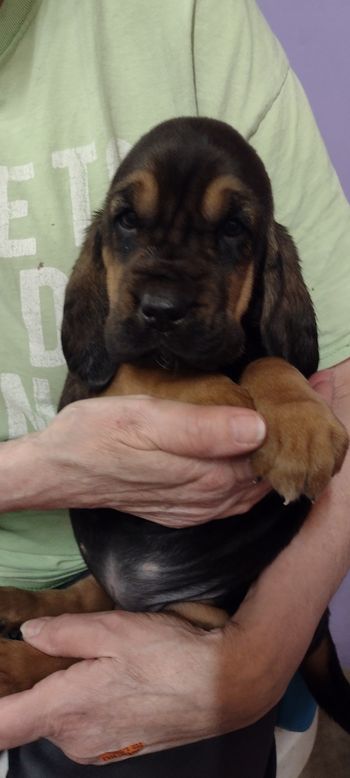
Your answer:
[52,143,97,247]
[20,267,67,368]
[0,374,55,438]
[0,164,36,258]
[106,138,131,181]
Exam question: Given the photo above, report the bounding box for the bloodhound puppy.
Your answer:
[0,118,349,732]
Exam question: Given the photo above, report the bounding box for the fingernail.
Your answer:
[21,618,48,639]
[231,415,266,445]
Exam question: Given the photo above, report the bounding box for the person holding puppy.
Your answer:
[0,1,349,776]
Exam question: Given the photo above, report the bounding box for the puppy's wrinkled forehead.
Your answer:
[106,117,273,232]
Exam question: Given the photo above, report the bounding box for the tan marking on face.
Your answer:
[227,262,254,322]
[111,170,158,219]
[202,175,247,222]
[102,247,123,305]
[235,262,254,320]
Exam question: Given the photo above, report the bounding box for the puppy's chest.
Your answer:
[99,546,222,613]
[71,496,296,614]
[78,513,240,612]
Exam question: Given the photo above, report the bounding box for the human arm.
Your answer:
[0,398,267,524]
[0,360,348,764]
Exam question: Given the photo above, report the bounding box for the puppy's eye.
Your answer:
[222,217,244,238]
[116,209,139,231]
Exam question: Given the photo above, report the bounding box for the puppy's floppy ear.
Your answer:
[61,213,115,388]
[260,222,319,377]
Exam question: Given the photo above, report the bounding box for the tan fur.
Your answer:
[240,357,348,502]
[226,262,255,322]
[0,576,112,635]
[0,638,77,695]
[202,174,247,221]
[102,247,123,305]
[167,601,229,630]
[110,169,158,219]
[0,577,113,694]
[103,363,254,408]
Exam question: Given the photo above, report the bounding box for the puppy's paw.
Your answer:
[0,637,76,697]
[0,587,44,639]
[251,399,348,502]
[0,638,34,696]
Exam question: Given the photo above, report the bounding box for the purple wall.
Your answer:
[257,0,350,664]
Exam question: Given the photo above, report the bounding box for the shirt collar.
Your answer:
[0,0,39,59]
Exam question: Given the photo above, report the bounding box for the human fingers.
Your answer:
[128,398,266,457]
[20,611,136,658]
[0,679,56,749]
[135,476,271,525]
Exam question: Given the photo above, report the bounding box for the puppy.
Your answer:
[0,118,349,732]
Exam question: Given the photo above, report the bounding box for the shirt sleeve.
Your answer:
[249,68,350,370]
[192,0,350,368]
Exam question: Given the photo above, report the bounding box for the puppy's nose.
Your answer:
[139,292,189,331]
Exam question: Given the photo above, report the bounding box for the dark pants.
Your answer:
[7,708,277,777]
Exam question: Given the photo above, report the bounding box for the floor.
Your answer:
[301,709,350,777]
[277,669,350,778]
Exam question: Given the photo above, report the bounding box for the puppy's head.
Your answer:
[62,118,318,388]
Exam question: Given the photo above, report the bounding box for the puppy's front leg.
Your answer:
[240,357,348,502]
[0,576,113,696]
[105,363,255,409]
[0,637,78,696]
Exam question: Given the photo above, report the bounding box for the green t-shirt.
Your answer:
[1,0,349,589]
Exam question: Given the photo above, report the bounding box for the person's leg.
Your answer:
[7,707,277,778]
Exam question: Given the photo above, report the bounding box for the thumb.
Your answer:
[21,611,138,658]
[140,399,266,458]
[0,684,51,748]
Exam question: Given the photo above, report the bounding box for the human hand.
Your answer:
[309,368,335,405]
[0,600,290,765]
[0,610,243,764]
[0,396,268,526]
